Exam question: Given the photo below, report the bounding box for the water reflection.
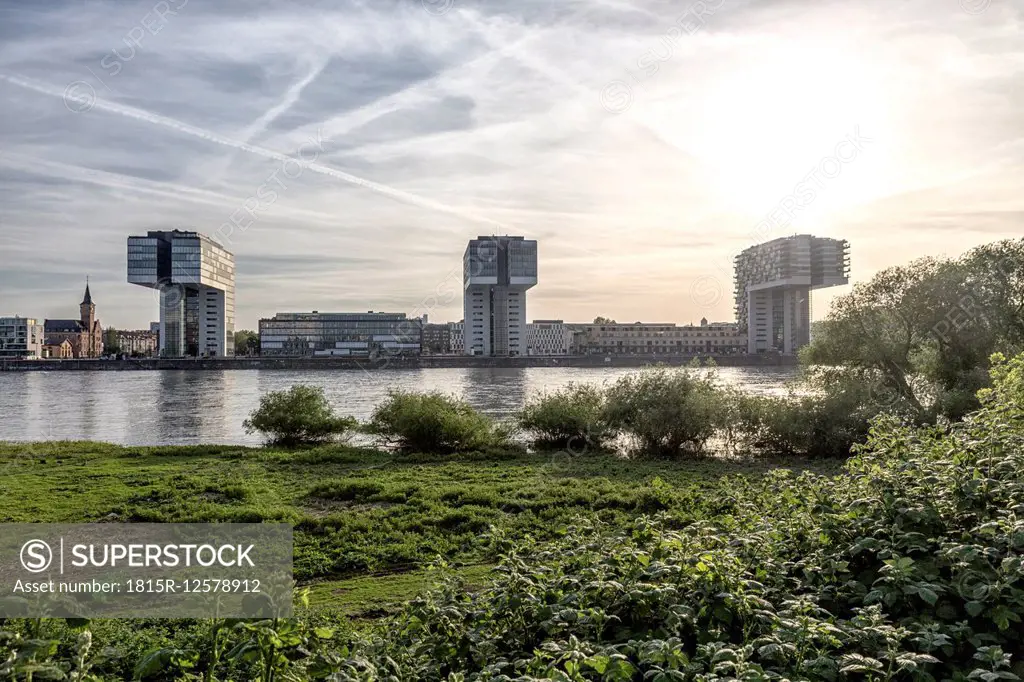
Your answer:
[0,366,799,446]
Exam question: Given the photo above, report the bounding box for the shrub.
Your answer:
[516,383,613,449]
[366,390,510,453]
[731,368,912,458]
[603,365,726,456]
[242,385,357,446]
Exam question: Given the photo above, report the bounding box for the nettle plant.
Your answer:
[2,353,1024,681]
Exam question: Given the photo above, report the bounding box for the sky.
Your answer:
[0,0,1021,330]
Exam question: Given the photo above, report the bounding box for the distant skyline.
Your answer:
[1,0,1021,329]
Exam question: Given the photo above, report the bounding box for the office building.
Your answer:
[526,320,573,355]
[127,230,235,357]
[571,318,746,355]
[734,235,849,354]
[463,236,538,356]
[0,316,44,359]
[43,282,104,358]
[259,311,421,357]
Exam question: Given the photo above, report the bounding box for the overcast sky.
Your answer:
[0,0,1021,330]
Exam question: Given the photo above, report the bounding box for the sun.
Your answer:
[647,38,893,218]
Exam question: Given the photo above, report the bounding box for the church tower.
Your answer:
[80,278,96,357]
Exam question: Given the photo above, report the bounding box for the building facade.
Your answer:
[259,312,422,357]
[449,321,464,354]
[571,318,746,355]
[463,236,538,356]
[734,235,850,354]
[422,323,452,355]
[42,339,74,358]
[116,330,159,357]
[43,283,104,358]
[0,317,44,359]
[127,230,235,357]
[526,320,573,355]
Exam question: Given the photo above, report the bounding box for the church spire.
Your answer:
[82,276,93,305]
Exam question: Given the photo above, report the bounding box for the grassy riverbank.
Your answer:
[0,440,839,618]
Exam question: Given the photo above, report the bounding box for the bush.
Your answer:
[603,365,726,456]
[516,383,613,449]
[366,390,510,453]
[242,385,357,446]
[728,367,923,458]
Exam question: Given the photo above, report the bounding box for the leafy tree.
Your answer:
[102,327,121,356]
[242,385,357,446]
[234,329,259,356]
[592,316,617,324]
[803,238,1024,420]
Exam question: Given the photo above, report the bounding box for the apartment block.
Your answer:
[526,320,573,355]
[0,316,44,359]
[571,318,746,355]
[734,234,849,354]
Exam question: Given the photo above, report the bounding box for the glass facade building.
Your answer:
[463,236,538,356]
[733,235,850,354]
[127,230,235,357]
[259,312,422,357]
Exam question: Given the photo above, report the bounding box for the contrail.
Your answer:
[205,54,331,186]
[0,72,511,230]
[0,150,370,229]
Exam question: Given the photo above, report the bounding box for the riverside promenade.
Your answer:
[0,353,796,372]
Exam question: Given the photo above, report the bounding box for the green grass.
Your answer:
[0,440,841,618]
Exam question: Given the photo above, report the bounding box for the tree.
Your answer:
[102,327,121,356]
[593,316,617,324]
[803,238,1024,420]
[234,329,259,356]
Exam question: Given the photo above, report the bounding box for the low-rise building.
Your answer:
[571,318,745,355]
[259,311,422,357]
[422,323,452,355]
[449,321,464,354]
[0,316,45,359]
[44,283,104,358]
[42,339,74,358]
[116,330,159,357]
[526,320,573,355]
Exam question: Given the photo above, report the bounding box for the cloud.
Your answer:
[0,0,1022,329]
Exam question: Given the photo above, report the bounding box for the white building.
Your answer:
[463,236,538,356]
[127,230,235,357]
[0,316,44,359]
[734,235,849,354]
[115,329,159,357]
[526,320,573,355]
[571,319,746,355]
[449,321,464,354]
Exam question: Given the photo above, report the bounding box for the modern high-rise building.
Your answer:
[127,230,235,357]
[463,236,538,356]
[734,234,850,354]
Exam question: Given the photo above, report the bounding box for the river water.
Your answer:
[0,366,800,445]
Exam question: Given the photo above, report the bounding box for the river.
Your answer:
[0,366,800,445]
